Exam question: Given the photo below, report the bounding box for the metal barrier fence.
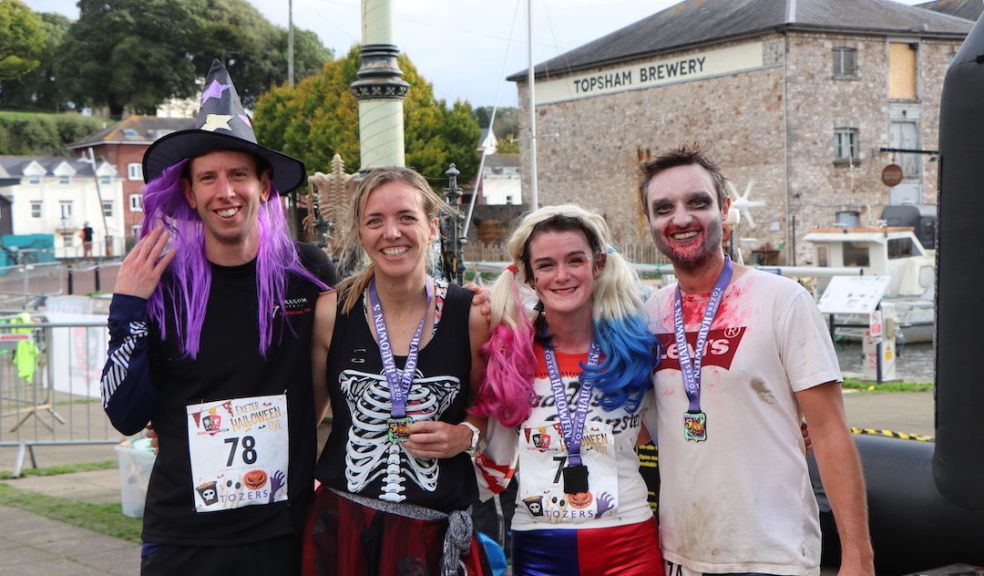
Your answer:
[0,315,116,477]
[0,263,64,309]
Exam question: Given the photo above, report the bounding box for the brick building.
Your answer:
[67,116,194,243]
[510,0,970,264]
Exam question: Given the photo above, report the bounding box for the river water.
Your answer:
[833,342,935,383]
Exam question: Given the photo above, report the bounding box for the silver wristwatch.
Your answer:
[460,421,481,457]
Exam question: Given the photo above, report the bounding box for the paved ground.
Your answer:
[0,390,940,575]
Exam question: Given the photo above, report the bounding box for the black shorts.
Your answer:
[141,534,297,576]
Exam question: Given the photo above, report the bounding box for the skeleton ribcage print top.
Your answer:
[313,282,478,514]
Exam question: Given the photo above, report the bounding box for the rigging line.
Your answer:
[462,0,524,239]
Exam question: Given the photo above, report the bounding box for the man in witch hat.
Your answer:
[100,59,338,575]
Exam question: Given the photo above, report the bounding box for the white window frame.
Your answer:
[128,163,143,181]
[103,201,114,217]
[59,201,73,219]
[30,201,42,218]
[129,194,143,212]
[100,175,112,185]
[834,128,859,162]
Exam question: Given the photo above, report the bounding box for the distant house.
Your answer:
[0,156,124,258]
[479,128,498,155]
[479,154,522,206]
[66,116,195,242]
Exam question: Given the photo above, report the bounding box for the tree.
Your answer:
[475,105,521,153]
[253,47,481,187]
[55,0,202,116]
[0,0,45,81]
[0,12,72,111]
[51,0,332,115]
[190,0,331,108]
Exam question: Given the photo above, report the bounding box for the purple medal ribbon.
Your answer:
[368,278,433,419]
[673,256,733,441]
[544,342,601,467]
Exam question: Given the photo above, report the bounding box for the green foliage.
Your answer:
[0,0,45,81]
[0,12,72,111]
[47,0,332,116]
[55,0,201,116]
[253,47,481,187]
[841,377,934,392]
[0,111,106,155]
[474,105,521,154]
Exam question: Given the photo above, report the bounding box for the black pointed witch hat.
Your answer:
[142,59,305,192]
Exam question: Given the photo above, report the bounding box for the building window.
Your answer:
[62,235,74,248]
[889,42,918,100]
[131,224,143,239]
[832,47,857,78]
[128,163,143,181]
[834,128,859,162]
[59,175,70,185]
[100,175,112,185]
[129,194,143,212]
[28,175,41,185]
[30,202,42,218]
[59,201,73,219]
[103,201,114,217]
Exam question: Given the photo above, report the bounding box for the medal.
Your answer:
[387,417,413,443]
[368,279,433,443]
[683,411,707,442]
[673,257,733,442]
[562,464,589,494]
[544,339,601,494]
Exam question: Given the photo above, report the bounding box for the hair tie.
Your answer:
[607,245,617,254]
[506,264,518,274]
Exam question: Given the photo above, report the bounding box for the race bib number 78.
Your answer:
[186,395,290,513]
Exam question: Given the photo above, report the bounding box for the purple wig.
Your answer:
[141,157,325,358]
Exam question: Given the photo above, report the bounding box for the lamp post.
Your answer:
[440,164,466,285]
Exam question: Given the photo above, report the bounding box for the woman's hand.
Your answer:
[403,420,474,459]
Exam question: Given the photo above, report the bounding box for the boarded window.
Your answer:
[889,43,917,100]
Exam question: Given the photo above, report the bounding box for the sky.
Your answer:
[23,0,934,110]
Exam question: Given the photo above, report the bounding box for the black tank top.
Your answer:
[314,282,478,514]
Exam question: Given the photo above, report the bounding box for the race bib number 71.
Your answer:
[186,395,290,513]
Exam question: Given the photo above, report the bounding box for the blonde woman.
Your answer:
[302,166,492,576]
[473,205,664,575]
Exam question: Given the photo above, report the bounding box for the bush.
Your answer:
[0,112,106,155]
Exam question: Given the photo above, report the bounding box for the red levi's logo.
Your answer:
[655,326,746,372]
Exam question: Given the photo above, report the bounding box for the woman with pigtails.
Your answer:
[472,204,665,575]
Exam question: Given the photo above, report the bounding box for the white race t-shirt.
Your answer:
[479,345,655,532]
[646,268,840,576]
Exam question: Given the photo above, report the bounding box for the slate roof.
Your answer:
[917,0,982,21]
[508,0,973,81]
[0,156,98,178]
[66,115,195,149]
[484,154,520,169]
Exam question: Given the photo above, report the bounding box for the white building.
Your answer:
[0,156,125,258]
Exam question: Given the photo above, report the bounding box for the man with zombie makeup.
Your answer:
[639,145,873,576]
[99,60,337,575]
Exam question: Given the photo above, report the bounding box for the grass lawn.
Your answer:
[0,481,141,543]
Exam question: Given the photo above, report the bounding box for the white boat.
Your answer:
[804,226,935,343]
